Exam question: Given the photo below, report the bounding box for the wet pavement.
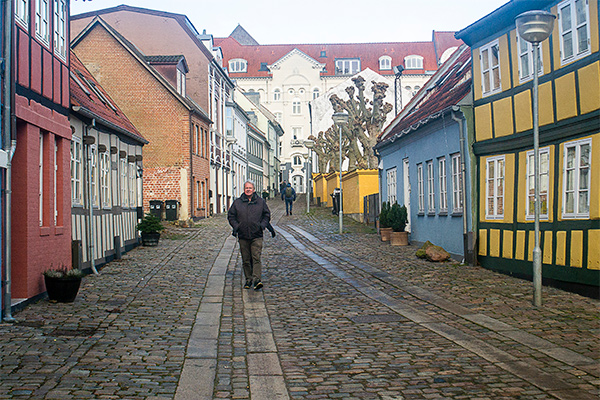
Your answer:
[0,196,598,399]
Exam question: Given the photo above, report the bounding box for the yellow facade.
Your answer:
[315,170,379,217]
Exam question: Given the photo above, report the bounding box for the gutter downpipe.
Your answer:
[2,0,16,322]
[451,106,470,265]
[84,119,99,275]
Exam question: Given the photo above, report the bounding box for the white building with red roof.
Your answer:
[215,28,462,191]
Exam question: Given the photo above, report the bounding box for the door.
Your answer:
[403,159,411,232]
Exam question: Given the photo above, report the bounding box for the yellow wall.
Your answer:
[492,97,514,137]
[333,169,379,215]
[325,172,340,208]
[475,104,493,141]
[579,61,600,115]
[539,81,554,127]
[313,173,327,206]
[555,72,578,121]
[514,90,532,133]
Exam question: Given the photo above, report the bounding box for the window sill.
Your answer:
[417,212,425,216]
[451,211,463,217]
[40,226,51,237]
[438,211,448,216]
[55,226,64,236]
[427,212,436,216]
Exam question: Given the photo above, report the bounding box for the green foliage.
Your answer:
[43,265,84,279]
[389,203,409,232]
[379,201,391,228]
[136,213,165,233]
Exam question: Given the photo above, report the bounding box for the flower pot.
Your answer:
[390,231,409,246]
[380,227,393,242]
[141,232,161,246]
[44,276,82,303]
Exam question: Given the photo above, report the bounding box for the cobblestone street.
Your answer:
[1,197,598,400]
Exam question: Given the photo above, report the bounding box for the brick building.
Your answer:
[72,17,212,221]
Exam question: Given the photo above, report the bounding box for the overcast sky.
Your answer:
[70,0,508,44]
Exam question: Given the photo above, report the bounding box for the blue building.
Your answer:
[375,45,476,262]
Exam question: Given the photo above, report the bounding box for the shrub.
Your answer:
[379,202,391,228]
[390,203,408,232]
[136,213,165,233]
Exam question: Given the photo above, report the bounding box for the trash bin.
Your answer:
[165,200,179,221]
[149,200,164,220]
[331,189,340,215]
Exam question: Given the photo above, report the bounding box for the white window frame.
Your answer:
[273,88,281,101]
[386,167,397,205]
[438,157,448,212]
[177,69,186,96]
[480,40,501,97]
[128,162,136,208]
[292,99,301,114]
[517,34,544,83]
[16,0,29,27]
[120,158,128,207]
[562,138,591,219]
[35,0,50,45]
[71,136,82,205]
[427,161,435,213]
[404,55,423,69]
[275,112,282,123]
[451,154,463,213]
[379,56,392,70]
[228,58,247,73]
[39,133,44,226]
[293,155,302,166]
[485,155,505,219]
[100,151,110,208]
[312,88,320,100]
[417,163,424,213]
[526,147,550,220]
[558,0,591,65]
[53,0,67,59]
[54,138,58,225]
[90,145,98,207]
[335,58,360,75]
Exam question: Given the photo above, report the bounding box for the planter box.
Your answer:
[390,231,409,246]
[380,227,393,242]
[141,232,161,246]
[44,276,82,303]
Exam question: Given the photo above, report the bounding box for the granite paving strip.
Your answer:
[276,224,598,400]
[289,224,600,377]
[174,235,236,400]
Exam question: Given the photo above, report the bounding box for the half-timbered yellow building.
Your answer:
[457,0,599,296]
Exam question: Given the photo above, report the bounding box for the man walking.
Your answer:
[228,180,271,290]
[283,182,296,215]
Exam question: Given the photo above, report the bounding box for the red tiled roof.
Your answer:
[70,51,146,143]
[433,31,463,59]
[378,45,471,144]
[214,33,462,78]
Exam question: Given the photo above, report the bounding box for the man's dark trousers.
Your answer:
[285,199,293,215]
[238,237,263,282]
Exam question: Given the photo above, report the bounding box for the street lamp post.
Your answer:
[304,139,315,214]
[332,111,349,234]
[515,10,555,307]
[393,65,404,115]
[226,136,237,200]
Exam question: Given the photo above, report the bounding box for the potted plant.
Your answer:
[379,202,393,242]
[43,266,85,303]
[137,213,165,246]
[389,203,409,246]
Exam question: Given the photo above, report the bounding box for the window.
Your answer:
[71,136,82,205]
[427,161,435,213]
[480,40,501,96]
[335,58,360,75]
[16,0,28,26]
[404,55,423,69]
[53,0,67,58]
[39,133,44,226]
[563,139,591,218]
[417,163,424,213]
[386,168,397,204]
[379,56,392,70]
[228,58,247,73]
[526,148,550,219]
[275,112,282,123]
[195,125,201,154]
[517,35,544,82]
[312,88,320,99]
[120,158,128,207]
[177,69,186,96]
[35,0,50,44]
[320,50,327,57]
[558,0,591,64]
[273,88,281,101]
[438,157,448,212]
[292,127,302,140]
[293,156,302,166]
[452,154,463,213]
[90,145,98,207]
[54,138,58,225]
[128,162,136,207]
[292,99,301,114]
[100,151,110,208]
[486,155,505,219]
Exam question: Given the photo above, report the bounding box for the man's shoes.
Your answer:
[290,211,292,215]
[244,279,252,289]
[253,279,263,291]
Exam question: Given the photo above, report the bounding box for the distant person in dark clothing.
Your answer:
[228,180,271,290]
[280,180,286,201]
[283,183,296,215]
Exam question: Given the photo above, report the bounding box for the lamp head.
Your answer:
[332,111,349,126]
[516,10,556,44]
[303,139,315,149]
[393,65,404,76]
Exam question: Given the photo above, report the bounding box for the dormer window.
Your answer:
[177,69,186,96]
[379,56,392,70]
[335,58,360,75]
[229,58,247,73]
[404,55,424,69]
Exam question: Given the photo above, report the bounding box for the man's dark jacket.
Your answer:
[228,192,271,240]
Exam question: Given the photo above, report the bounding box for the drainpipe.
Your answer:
[451,106,471,265]
[83,120,98,275]
[2,0,16,322]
